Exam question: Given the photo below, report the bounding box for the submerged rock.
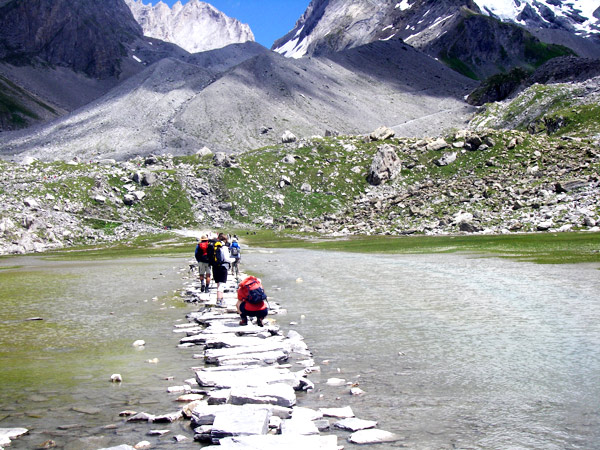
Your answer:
[347,429,402,444]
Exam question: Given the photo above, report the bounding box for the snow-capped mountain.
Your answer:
[125,0,255,53]
[274,0,599,59]
[474,0,599,36]
[273,0,599,80]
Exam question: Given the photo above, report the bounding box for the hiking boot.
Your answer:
[239,319,248,326]
[200,284,205,293]
[256,318,264,327]
[216,299,224,307]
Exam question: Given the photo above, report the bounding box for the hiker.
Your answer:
[194,234,212,293]
[236,276,268,327]
[213,232,236,307]
[229,237,241,276]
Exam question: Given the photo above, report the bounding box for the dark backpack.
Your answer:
[211,240,224,266]
[206,239,217,265]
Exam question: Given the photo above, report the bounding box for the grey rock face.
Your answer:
[367,145,401,186]
[0,39,476,161]
[0,0,142,79]
[125,0,254,53]
[273,0,596,80]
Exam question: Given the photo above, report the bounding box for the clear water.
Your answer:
[245,249,600,450]
[1,250,599,450]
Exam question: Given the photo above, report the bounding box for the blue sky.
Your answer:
[150,0,310,48]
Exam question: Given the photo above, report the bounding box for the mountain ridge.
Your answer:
[273,0,599,79]
[0,39,477,161]
[125,0,255,53]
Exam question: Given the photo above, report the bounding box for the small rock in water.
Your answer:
[350,387,365,396]
[110,374,123,383]
[147,358,159,364]
[40,439,57,448]
[134,441,151,449]
[334,417,377,432]
[348,429,402,444]
[320,406,354,418]
[147,429,170,436]
[132,340,145,347]
[24,317,43,321]
[173,435,189,442]
[326,378,346,386]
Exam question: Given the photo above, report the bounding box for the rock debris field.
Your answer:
[0,270,402,450]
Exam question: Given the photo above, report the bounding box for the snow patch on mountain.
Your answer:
[125,0,255,54]
[473,0,600,35]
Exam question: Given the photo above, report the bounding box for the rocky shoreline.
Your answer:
[1,124,599,257]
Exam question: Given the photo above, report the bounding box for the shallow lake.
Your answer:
[1,248,599,449]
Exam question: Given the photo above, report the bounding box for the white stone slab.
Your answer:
[348,429,402,444]
[205,335,284,349]
[230,383,296,408]
[281,418,319,435]
[211,434,338,449]
[195,366,298,389]
[334,417,377,431]
[191,403,291,427]
[215,350,289,366]
[210,405,271,441]
[319,406,355,418]
[291,407,323,421]
[204,342,290,363]
[0,428,28,446]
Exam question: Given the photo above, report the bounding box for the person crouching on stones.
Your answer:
[236,276,268,327]
[214,232,236,307]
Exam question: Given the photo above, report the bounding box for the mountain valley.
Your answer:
[0,0,599,255]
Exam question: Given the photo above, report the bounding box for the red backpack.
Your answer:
[237,276,267,304]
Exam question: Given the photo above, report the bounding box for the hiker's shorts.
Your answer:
[213,265,228,284]
[198,262,211,276]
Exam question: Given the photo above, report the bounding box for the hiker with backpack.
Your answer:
[236,276,268,327]
[212,232,236,307]
[194,234,212,293]
[229,237,241,276]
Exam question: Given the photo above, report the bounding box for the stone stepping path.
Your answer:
[101,269,402,449]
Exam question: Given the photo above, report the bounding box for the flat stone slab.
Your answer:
[0,428,28,446]
[230,383,296,408]
[208,434,338,449]
[205,335,285,349]
[320,406,355,418]
[348,429,402,444]
[214,350,289,366]
[204,342,290,364]
[195,366,298,389]
[281,418,319,435]
[191,404,292,427]
[291,407,323,421]
[334,417,377,431]
[211,405,271,442]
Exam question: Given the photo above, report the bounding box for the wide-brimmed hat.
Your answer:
[200,235,208,240]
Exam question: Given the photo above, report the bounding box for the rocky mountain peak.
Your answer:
[0,0,143,79]
[273,0,598,79]
[125,0,255,53]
